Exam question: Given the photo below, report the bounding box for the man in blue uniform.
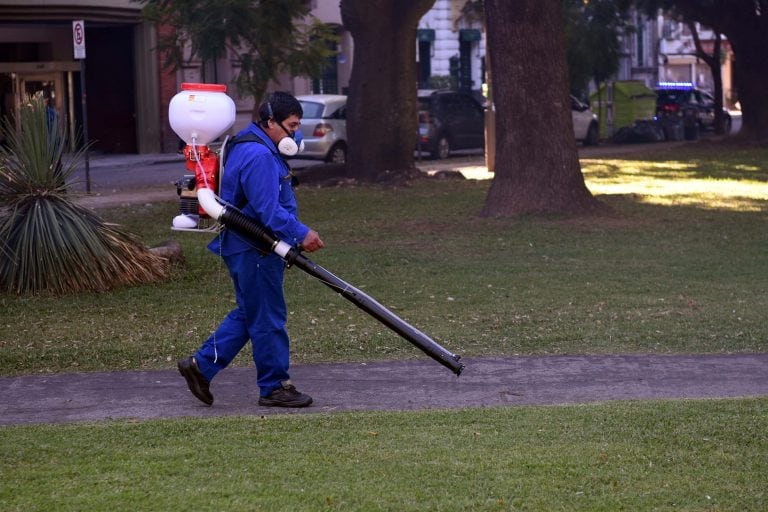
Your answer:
[178,92,324,408]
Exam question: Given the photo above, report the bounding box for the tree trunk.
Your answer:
[340,0,434,182]
[710,35,725,134]
[687,21,726,135]
[727,30,768,141]
[481,0,603,216]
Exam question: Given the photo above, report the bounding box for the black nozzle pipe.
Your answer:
[218,206,465,376]
[290,253,464,375]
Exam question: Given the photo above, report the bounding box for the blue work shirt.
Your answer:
[208,123,309,256]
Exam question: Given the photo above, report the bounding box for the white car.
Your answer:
[571,95,599,145]
[295,94,348,163]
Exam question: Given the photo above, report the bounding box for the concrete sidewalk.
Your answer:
[2,353,767,426]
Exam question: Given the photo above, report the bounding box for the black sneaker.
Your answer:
[258,381,313,408]
[177,356,213,406]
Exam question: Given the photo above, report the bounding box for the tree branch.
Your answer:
[685,20,717,69]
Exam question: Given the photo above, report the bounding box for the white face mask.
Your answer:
[277,135,304,156]
[275,123,304,156]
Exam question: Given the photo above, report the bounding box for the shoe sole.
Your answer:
[178,360,213,406]
[258,397,313,408]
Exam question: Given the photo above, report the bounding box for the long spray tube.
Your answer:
[198,189,465,376]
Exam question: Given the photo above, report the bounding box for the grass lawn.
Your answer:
[1,399,766,511]
[1,142,766,375]
[1,141,766,511]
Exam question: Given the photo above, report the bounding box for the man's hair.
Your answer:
[257,91,303,126]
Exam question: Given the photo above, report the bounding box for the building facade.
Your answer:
[0,0,163,153]
[0,0,489,155]
[416,0,486,93]
[616,10,736,109]
[0,1,734,156]
[0,0,358,153]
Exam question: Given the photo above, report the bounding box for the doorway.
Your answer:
[19,73,61,105]
[1,64,80,150]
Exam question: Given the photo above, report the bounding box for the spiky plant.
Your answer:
[0,95,169,295]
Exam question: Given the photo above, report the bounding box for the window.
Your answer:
[446,94,481,119]
[298,101,325,118]
[418,41,432,89]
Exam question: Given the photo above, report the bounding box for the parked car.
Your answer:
[654,82,731,139]
[571,95,600,146]
[295,94,348,163]
[417,89,485,159]
[416,90,600,159]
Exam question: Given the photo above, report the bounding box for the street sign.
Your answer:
[72,19,90,190]
[72,20,86,60]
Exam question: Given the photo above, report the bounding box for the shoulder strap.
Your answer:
[221,133,294,211]
[221,132,297,196]
[223,133,270,166]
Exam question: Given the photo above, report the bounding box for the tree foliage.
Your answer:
[564,0,633,99]
[141,0,338,103]
[0,97,169,295]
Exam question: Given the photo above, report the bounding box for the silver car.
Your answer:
[295,94,348,163]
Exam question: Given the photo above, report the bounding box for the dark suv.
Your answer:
[655,82,731,139]
[417,90,485,159]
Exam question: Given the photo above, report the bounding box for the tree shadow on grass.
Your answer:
[582,142,768,183]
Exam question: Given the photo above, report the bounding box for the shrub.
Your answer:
[0,96,169,295]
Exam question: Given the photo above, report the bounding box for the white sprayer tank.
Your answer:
[169,83,236,146]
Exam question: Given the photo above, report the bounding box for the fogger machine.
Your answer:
[168,83,464,376]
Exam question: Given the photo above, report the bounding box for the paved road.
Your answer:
[66,138,699,209]
[2,353,767,426]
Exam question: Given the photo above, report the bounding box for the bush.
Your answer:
[0,96,170,295]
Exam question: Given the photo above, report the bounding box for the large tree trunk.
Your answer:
[481,0,603,216]
[726,28,768,141]
[341,0,434,182]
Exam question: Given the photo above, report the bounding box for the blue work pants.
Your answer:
[194,250,290,397]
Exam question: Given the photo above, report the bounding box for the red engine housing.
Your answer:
[182,144,219,216]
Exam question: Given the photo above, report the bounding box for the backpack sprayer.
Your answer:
[169,82,235,232]
[167,83,464,376]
